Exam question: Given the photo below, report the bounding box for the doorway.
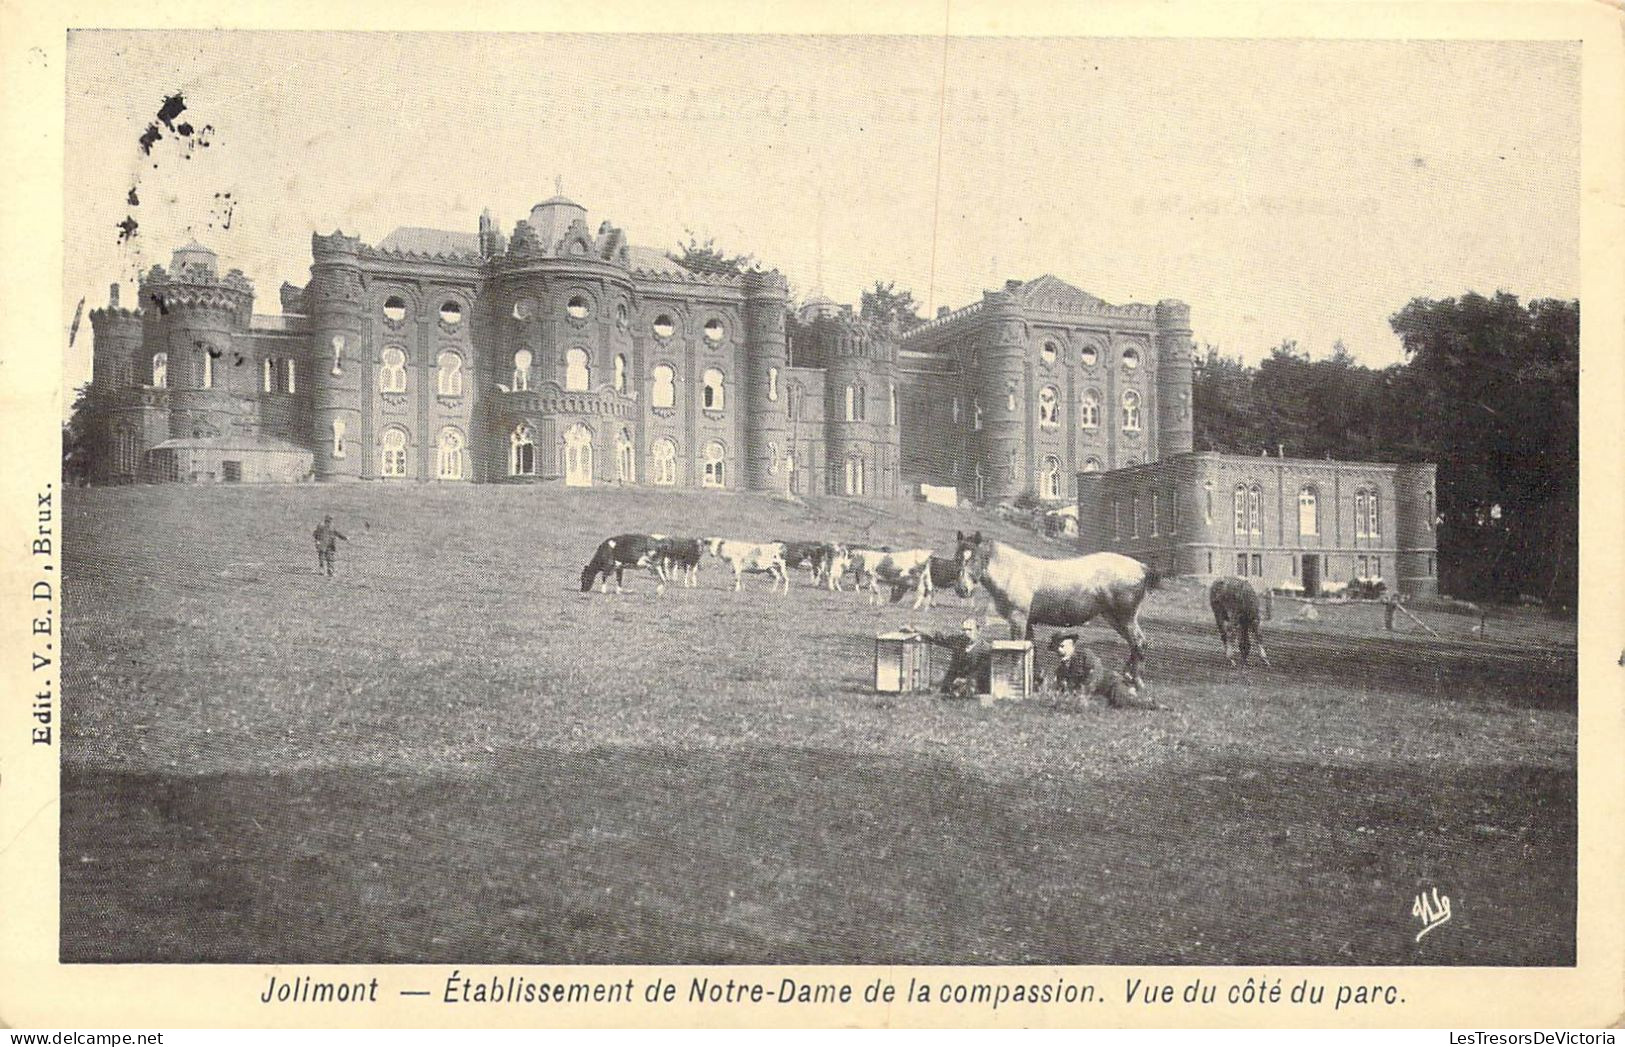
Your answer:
[563,424,593,487]
[1302,554,1321,597]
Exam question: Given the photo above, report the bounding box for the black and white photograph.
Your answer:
[3,2,1622,1030]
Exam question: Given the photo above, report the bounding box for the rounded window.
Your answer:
[703,318,725,343]
[567,295,590,320]
[1080,344,1098,367]
[616,301,629,328]
[439,301,462,325]
[1122,346,1140,370]
[383,296,407,322]
[653,314,675,339]
[1040,341,1058,366]
[512,298,535,321]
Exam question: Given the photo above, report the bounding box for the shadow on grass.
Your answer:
[63,745,1574,967]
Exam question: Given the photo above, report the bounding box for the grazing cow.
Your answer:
[780,540,851,590]
[912,555,967,608]
[704,538,790,593]
[1209,576,1271,667]
[580,533,662,593]
[848,547,935,608]
[953,531,1159,686]
[652,536,704,592]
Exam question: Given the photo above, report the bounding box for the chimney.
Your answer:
[1004,279,1023,292]
[108,283,120,309]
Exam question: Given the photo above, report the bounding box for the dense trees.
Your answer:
[860,281,925,332]
[1192,293,1579,606]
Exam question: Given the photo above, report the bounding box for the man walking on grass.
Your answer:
[313,514,347,577]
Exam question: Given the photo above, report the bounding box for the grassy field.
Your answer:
[60,483,1576,965]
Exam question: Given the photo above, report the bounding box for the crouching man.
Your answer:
[902,617,992,699]
[1048,632,1161,710]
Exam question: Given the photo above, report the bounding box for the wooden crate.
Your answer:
[874,632,934,693]
[987,640,1034,701]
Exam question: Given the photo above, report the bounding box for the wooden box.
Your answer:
[874,632,934,693]
[987,640,1035,701]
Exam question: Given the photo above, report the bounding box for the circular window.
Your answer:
[1122,347,1140,370]
[440,301,462,325]
[703,318,724,343]
[567,295,590,321]
[512,298,535,321]
[653,314,675,339]
[383,296,407,322]
[1041,341,1058,366]
[1080,344,1098,367]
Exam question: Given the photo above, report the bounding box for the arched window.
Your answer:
[331,418,347,459]
[845,455,865,496]
[702,368,725,409]
[1367,490,1380,537]
[889,383,897,426]
[379,347,407,393]
[616,428,635,483]
[285,359,296,394]
[151,352,167,389]
[1205,481,1214,523]
[1038,386,1060,427]
[1040,341,1058,366]
[263,357,274,393]
[1081,344,1099,367]
[650,437,677,485]
[845,385,856,422]
[1151,492,1160,535]
[436,428,463,480]
[1042,456,1062,499]
[1122,389,1142,431]
[1080,389,1100,429]
[972,398,983,430]
[1248,485,1263,536]
[1122,346,1140,370]
[562,423,593,486]
[511,423,535,476]
[652,365,676,408]
[330,335,345,376]
[512,350,532,392]
[1131,496,1140,537]
[565,348,591,392]
[787,384,800,420]
[380,428,408,478]
[768,366,779,402]
[1298,485,1319,536]
[857,386,867,421]
[613,354,626,393]
[1006,381,1018,412]
[1234,484,1248,535]
[702,441,725,488]
[1082,456,1103,473]
[951,397,960,424]
[201,349,214,390]
[437,351,463,396]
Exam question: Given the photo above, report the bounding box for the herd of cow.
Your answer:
[579,529,1273,688]
[579,533,949,607]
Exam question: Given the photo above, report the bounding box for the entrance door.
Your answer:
[563,424,593,487]
[1302,554,1320,597]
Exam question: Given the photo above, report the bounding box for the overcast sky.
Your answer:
[63,33,1578,395]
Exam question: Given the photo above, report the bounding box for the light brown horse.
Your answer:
[953,531,1159,685]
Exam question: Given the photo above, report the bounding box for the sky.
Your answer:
[62,33,1579,398]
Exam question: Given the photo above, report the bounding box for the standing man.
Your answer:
[1048,632,1161,710]
[313,514,348,578]
[904,617,993,698]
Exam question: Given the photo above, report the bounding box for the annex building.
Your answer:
[81,191,1437,594]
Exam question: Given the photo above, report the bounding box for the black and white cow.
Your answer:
[580,533,663,593]
[653,536,704,591]
[704,538,790,593]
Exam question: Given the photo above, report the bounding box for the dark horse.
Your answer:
[1209,576,1271,667]
[953,531,1159,685]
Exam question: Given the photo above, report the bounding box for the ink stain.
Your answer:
[127,186,139,207]
[138,124,162,154]
[176,122,194,137]
[156,93,186,132]
[116,215,139,245]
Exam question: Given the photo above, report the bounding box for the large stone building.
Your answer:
[79,191,1436,593]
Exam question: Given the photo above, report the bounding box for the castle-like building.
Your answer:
[81,191,1438,595]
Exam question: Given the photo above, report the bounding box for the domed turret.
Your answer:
[528,182,588,255]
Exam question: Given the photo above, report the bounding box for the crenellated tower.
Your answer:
[143,243,255,445]
[976,288,1028,501]
[1154,298,1194,459]
[816,308,900,497]
[307,232,366,479]
[742,269,790,491]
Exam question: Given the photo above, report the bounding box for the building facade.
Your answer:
[1075,452,1439,597]
[79,192,1437,593]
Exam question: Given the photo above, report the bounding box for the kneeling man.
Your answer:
[1048,632,1160,710]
